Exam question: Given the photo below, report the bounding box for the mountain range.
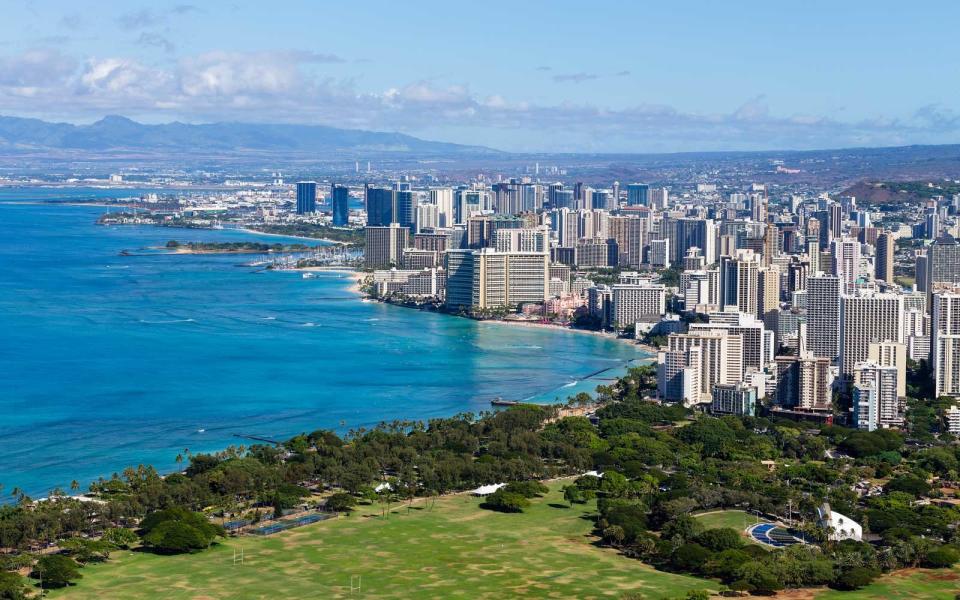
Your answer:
[0,115,498,156]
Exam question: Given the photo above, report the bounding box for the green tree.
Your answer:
[32,555,82,589]
[481,490,530,513]
[0,572,27,600]
[140,507,224,554]
[102,527,139,549]
[563,485,585,506]
[326,492,357,514]
[923,547,960,568]
[832,567,880,590]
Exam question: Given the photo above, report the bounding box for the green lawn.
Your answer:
[50,482,717,599]
[693,509,767,531]
[815,568,960,599]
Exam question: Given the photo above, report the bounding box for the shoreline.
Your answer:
[476,317,644,349]
[235,226,347,245]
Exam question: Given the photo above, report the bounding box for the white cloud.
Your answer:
[0,48,957,152]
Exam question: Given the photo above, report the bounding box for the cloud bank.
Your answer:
[0,47,956,153]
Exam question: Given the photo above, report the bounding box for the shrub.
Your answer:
[102,527,139,549]
[832,567,880,591]
[672,543,712,573]
[326,492,357,513]
[504,481,549,498]
[695,527,743,552]
[31,555,82,588]
[481,490,530,513]
[139,507,224,554]
[924,547,960,568]
[661,515,704,544]
[0,572,27,600]
[885,474,931,497]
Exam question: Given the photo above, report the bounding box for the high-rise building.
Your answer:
[364,223,409,269]
[430,188,455,228]
[330,184,350,226]
[649,187,669,210]
[926,235,960,291]
[670,218,717,264]
[916,251,929,293]
[806,274,841,359]
[658,330,744,406]
[648,239,670,268]
[758,266,781,336]
[875,231,895,283]
[607,216,645,268]
[932,289,960,398]
[762,223,780,265]
[611,283,667,329]
[839,292,904,384]
[691,311,771,374]
[774,352,833,412]
[867,341,907,398]
[626,183,649,206]
[575,238,618,267]
[710,382,757,416]
[443,249,549,310]
[852,362,901,430]
[365,185,394,226]
[296,181,317,215]
[454,188,486,224]
[494,228,549,253]
[680,269,720,312]
[832,237,861,294]
[720,250,760,315]
[395,190,417,231]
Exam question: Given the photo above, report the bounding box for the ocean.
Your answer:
[0,191,645,497]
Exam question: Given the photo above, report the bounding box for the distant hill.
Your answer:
[0,115,498,156]
[840,179,960,204]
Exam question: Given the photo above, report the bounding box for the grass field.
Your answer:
[49,481,717,599]
[813,568,960,599]
[693,509,767,532]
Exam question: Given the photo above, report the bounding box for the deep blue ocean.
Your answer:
[0,189,644,497]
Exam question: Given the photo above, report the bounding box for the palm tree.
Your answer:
[70,480,80,493]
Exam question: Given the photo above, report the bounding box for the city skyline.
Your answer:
[4,0,960,152]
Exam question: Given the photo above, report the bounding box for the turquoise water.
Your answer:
[0,194,644,497]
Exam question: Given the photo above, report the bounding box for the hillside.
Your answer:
[0,115,498,157]
[840,179,960,204]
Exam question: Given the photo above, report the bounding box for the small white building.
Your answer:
[817,503,862,541]
[471,483,506,496]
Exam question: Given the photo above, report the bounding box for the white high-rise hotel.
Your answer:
[839,292,904,384]
[933,288,960,398]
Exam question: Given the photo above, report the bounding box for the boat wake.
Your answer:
[139,318,196,324]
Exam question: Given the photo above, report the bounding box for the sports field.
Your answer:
[49,481,716,599]
[693,509,765,531]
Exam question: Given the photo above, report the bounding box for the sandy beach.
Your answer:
[237,227,347,245]
[293,266,363,295]
[478,318,645,349]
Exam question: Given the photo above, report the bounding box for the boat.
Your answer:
[490,397,519,407]
[302,272,317,279]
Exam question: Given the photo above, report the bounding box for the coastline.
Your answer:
[236,226,347,245]
[476,317,643,349]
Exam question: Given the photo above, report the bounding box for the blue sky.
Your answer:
[2,0,959,152]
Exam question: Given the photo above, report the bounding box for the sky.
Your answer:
[2,0,960,153]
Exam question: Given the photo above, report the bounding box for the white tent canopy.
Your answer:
[471,483,506,496]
